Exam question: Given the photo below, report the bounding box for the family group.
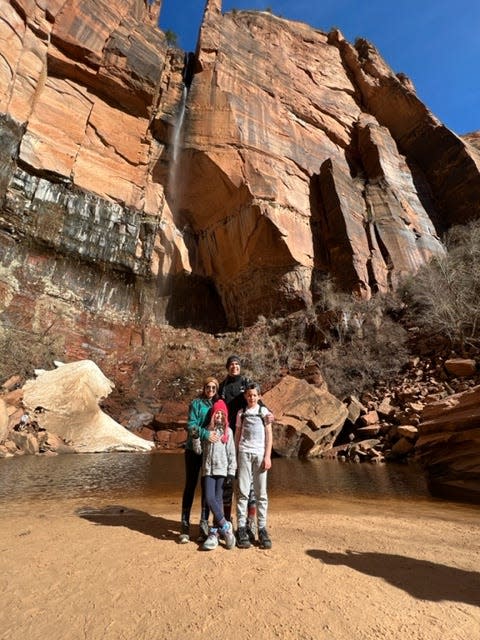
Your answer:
[179,355,274,551]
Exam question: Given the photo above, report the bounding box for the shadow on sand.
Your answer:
[76,505,180,542]
[306,549,480,607]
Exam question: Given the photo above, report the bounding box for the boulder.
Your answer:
[263,375,347,457]
[397,425,419,440]
[444,358,477,377]
[22,360,153,453]
[377,397,396,418]
[356,425,381,437]
[391,437,414,456]
[345,395,366,424]
[10,430,39,455]
[359,410,379,426]
[416,385,480,503]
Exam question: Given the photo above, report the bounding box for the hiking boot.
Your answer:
[178,522,190,544]
[236,526,251,549]
[246,516,257,543]
[220,521,235,550]
[258,527,272,549]
[202,528,219,551]
[197,519,209,542]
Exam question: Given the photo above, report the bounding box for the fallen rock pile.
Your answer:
[324,356,479,464]
[0,374,70,457]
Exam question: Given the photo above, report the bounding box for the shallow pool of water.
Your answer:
[1,453,478,523]
[0,451,432,503]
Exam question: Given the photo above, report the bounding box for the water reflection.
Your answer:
[268,457,429,500]
[0,452,430,504]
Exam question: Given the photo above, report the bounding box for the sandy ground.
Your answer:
[0,493,479,640]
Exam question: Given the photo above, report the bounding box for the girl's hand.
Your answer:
[208,432,219,443]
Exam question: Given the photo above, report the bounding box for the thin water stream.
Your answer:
[167,84,187,210]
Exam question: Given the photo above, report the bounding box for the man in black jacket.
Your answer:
[219,355,256,540]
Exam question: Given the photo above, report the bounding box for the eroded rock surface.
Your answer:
[416,387,480,503]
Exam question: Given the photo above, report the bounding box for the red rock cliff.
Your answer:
[1,0,480,359]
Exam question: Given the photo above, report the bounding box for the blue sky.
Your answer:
[159,0,478,135]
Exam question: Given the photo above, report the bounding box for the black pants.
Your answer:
[181,449,207,524]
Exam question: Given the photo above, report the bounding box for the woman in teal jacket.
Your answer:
[178,376,219,543]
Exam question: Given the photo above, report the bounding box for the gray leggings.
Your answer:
[236,451,268,529]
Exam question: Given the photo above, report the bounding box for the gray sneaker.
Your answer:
[202,528,219,551]
[220,521,235,550]
[178,522,190,544]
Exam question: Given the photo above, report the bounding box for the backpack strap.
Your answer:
[240,405,264,424]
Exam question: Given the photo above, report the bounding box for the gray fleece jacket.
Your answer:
[201,427,237,477]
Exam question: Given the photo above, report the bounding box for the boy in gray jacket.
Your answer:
[201,399,237,550]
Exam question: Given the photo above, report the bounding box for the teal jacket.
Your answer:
[185,396,213,451]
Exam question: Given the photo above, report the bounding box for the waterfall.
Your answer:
[168,85,188,213]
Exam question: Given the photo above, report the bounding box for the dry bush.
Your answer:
[217,316,281,389]
[400,219,480,353]
[317,315,408,398]
[0,325,64,384]
[220,285,409,399]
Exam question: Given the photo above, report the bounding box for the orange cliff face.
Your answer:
[1,1,480,368]
[180,10,480,325]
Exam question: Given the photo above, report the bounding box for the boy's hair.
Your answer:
[245,382,260,393]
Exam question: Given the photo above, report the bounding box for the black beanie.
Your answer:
[226,354,241,368]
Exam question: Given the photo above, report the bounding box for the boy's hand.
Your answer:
[263,456,272,470]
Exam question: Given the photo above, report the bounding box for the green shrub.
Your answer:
[164,29,178,47]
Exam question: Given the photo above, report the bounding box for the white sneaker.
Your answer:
[202,529,219,551]
[221,522,235,550]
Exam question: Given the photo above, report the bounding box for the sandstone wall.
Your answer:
[416,386,480,503]
[1,0,480,357]
[170,7,480,324]
[0,0,225,360]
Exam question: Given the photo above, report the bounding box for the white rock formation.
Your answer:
[22,360,153,453]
